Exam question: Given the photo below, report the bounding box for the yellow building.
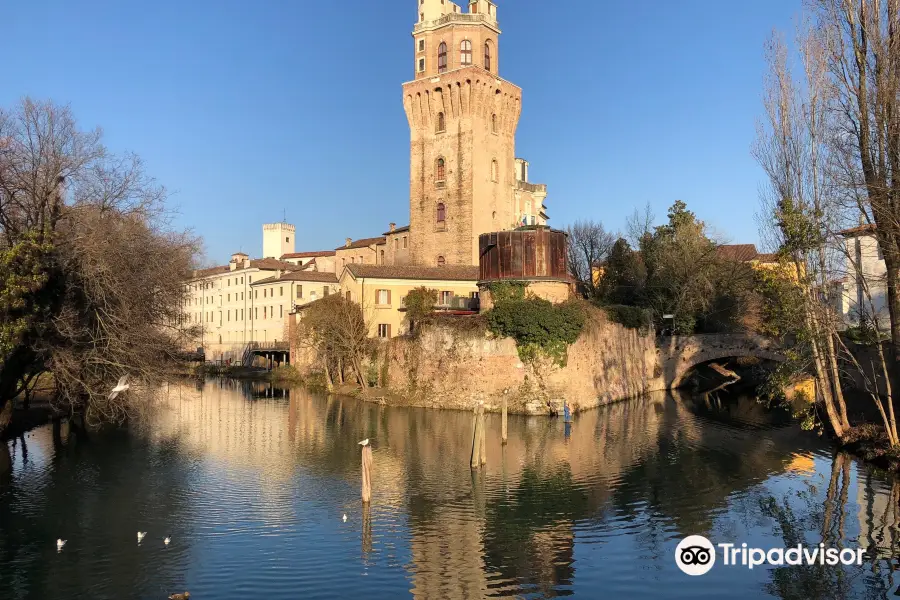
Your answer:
[339,264,480,338]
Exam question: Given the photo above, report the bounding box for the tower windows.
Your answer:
[460,40,472,66]
[484,40,493,71]
[435,157,446,183]
[418,57,425,73]
[491,113,498,134]
[438,42,447,73]
[436,202,446,223]
[437,256,446,267]
[418,39,425,52]
[491,159,499,182]
[436,112,445,133]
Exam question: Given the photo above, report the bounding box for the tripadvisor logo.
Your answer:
[676,535,716,576]
[674,535,866,576]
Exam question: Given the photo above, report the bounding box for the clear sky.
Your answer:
[4,0,801,263]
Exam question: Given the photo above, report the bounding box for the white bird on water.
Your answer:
[164,537,171,546]
[137,531,147,543]
[56,539,66,552]
[358,439,369,446]
[342,514,347,522]
[109,375,130,401]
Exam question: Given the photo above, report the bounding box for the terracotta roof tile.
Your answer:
[276,271,339,283]
[280,250,336,259]
[336,237,386,250]
[715,244,760,263]
[839,223,877,237]
[345,264,480,281]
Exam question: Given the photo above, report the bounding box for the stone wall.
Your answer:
[380,310,663,414]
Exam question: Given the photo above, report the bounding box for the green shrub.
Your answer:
[485,280,527,304]
[486,297,585,366]
[405,287,438,328]
[602,304,652,331]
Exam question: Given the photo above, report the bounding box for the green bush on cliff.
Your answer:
[485,280,527,304]
[486,297,585,367]
[602,304,652,331]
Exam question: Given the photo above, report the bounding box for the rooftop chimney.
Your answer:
[389,223,396,232]
[345,238,352,248]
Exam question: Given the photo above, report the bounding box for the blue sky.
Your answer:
[4,0,800,263]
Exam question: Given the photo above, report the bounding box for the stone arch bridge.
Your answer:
[656,334,786,389]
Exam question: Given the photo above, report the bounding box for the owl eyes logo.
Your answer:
[680,546,712,566]
[675,535,716,576]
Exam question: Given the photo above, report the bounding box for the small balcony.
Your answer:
[516,181,547,194]
[414,12,498,33]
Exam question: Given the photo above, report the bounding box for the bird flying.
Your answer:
[109,375,130,401]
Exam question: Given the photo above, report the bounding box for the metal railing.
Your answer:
[414,12,496,32]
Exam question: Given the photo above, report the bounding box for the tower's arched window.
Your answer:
[436,203,446,223]
[436,112,445,133]
[436,157,446,181]
[438,42,447,73]
[437,256,446,267]
[491,159,499,182]
[460,40,472,66]
[484,40,493,71]
[491,113,498,134]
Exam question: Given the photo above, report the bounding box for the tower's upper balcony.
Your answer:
[414,11,500,35]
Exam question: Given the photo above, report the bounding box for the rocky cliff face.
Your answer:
[381,309,664,414]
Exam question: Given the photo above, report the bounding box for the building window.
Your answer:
[484,40,493,70]
[351,257,355,263]
[263,289,267,298]
[437,256,446,267]
[280,305,283,318]
[492,113,498,134]
[491,159,498,182]
[346,291,352,301]
[418,57,425,72]
[436,112,445,133]
[263,306,267,319]
[440,290,452,304]
[324,286,330,296]
[227,293,230,301]
[254,308,257,320]
[460,40,472,65]
[420,12,424,22]
[436,202,446,223]
[438,42,447,73]
[377,324,391,339]
[418,39,425,52]
[380,249,385,264]
[280,287,283,297]
[403,236,408,249]
[436,157,445,182]
[376,289,391,306]
[394,238,399,250]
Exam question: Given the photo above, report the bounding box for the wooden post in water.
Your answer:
[501,396,508,445]
[361,444,373,503]
[478,404,487,466]
[471,405,482,469]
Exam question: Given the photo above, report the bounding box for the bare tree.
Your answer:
[812,0,900,363]
[566,219,616,299]
[0,98,199,431]
[293,295,374,392]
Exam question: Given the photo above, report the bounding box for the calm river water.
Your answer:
[2,381,900,599]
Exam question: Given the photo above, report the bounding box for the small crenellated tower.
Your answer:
[262,222,296,259]
[404,0,526,267]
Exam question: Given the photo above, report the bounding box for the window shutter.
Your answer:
[387,290,392,304]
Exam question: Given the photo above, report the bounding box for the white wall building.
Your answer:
[838,224,890,329]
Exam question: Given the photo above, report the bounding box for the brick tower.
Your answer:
[404,0,524,267]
